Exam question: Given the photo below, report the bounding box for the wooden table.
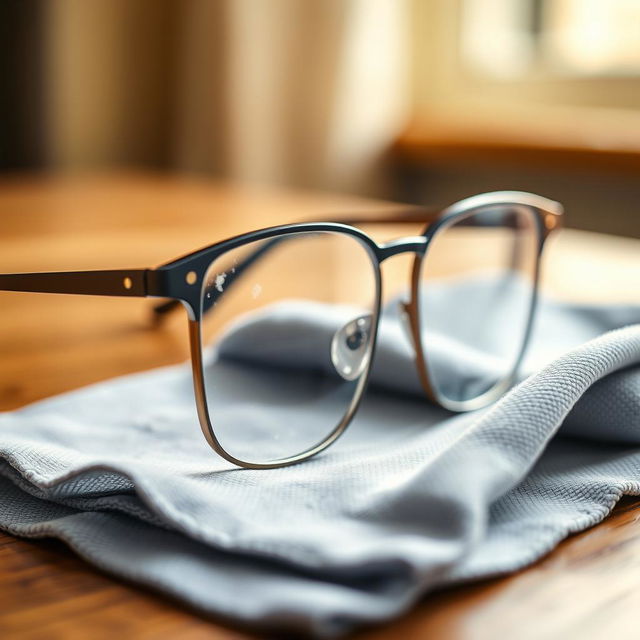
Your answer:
[0,173,639,639]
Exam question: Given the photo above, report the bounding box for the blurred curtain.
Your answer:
[6,0,408,195]
[0,0,47,169]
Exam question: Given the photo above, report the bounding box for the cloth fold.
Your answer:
[0,293,639,637]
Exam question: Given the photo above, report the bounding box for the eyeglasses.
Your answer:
[0,191,562,469]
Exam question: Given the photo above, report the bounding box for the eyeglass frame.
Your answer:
[0,191,563,469]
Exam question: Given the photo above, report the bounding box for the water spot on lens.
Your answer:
[252,283,262,299]
[215,272,227,292]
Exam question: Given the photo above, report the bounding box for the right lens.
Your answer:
[198,230,379,466]
[417,204,540,409]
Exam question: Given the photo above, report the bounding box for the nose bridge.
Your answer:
[377,236,427,262]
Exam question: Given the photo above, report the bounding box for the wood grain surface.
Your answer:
[0,172,639,639]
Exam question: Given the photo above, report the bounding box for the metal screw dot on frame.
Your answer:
[186,271,198,285]
[123,277,133,290]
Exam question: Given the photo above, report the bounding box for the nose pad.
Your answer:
[331,314,373,381]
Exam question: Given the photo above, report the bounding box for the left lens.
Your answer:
[199,230,379,466]
[415,204,540,409]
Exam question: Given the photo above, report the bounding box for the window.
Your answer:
[462,0,640,79]
[412,0,640,111]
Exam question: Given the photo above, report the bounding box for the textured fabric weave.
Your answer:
[0,296,639,636]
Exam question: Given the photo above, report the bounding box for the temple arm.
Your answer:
[0,269,148,297]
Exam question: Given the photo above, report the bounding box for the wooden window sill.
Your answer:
[394,105,640,173]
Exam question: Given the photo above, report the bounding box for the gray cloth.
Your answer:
[0,291,639,637]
